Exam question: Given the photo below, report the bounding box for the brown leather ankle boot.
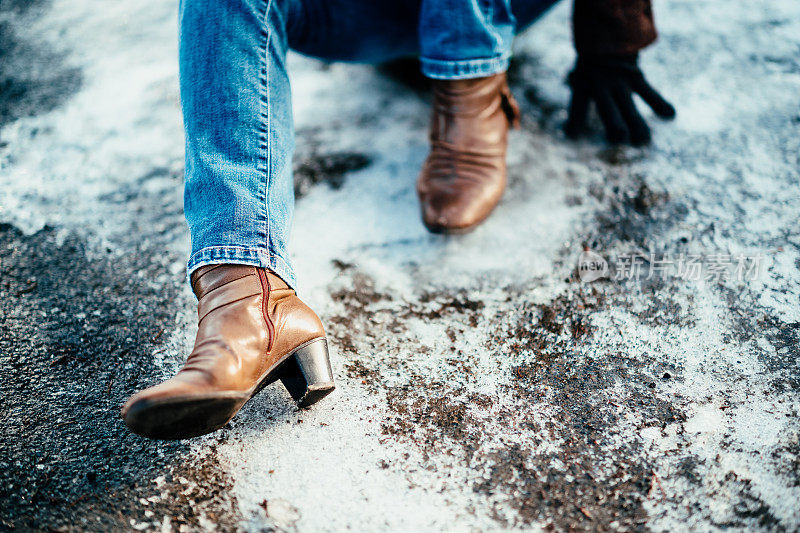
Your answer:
[417,72,520,234]
[122,264,334,440]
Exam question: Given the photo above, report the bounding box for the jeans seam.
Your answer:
[257,0,271,260]
[265,0,273,259]
[482,1,505,55]
[479,0,500,51]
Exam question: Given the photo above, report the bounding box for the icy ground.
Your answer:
[1,0,799,531]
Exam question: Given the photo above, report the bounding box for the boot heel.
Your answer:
[279,338,335,408]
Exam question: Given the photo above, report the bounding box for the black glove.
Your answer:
[564,54,676,145]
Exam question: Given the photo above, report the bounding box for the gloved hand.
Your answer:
[564,53,676,145]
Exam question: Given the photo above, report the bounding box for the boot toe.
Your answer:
[419,180,502,234]
[421,198,477,233]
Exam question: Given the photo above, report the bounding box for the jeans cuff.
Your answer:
[187,246,296,291]
[419,52,511,80]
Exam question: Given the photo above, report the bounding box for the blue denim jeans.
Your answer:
[180,0,559,288]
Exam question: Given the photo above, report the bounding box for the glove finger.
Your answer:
[612,85,651,145]
[594,86,628,144]
[564,83,591,138]
[631,75,676,119]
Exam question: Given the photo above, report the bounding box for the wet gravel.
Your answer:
[0,224,239,530]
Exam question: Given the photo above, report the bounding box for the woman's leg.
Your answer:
[418,0,515,80]
[416,0,560,80]
[180,0,297,286]
[124,0,336,440]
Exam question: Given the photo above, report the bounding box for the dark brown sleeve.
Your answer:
[572,0,657,56]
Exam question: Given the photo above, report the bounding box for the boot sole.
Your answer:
[424,223,478,235]
[422,206,498,235]
[124,338,335,440]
